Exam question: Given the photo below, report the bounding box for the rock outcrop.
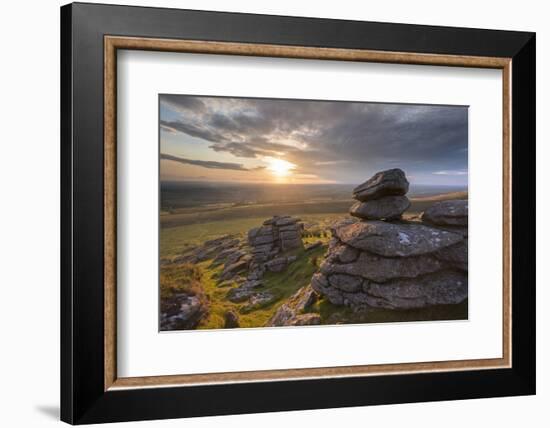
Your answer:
[267,285,320,326]
[422,200,468,226]
[160,294,208,330]
[350,196,410,220]
[248,215,303,262]
[311,169,468,310]
[244,215,303,298]
[223,310,240,328]
[218,216,303,308]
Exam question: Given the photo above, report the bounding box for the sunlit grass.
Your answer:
[160,213,343,258]
[194,244,328,329]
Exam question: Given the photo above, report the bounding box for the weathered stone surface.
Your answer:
[212,247,238,264]
[247,263,266,280]
[219,259,249,281]
[350,196,410,220]
[364,270,468,309]
[225,279,263,303]
[264,255,297,273]
[248,227,260,239]
[250,234,275,246]
[194,245,221,262]
[332,243,359,263]
[223,310,240,328]
[241,279,263,289]
[279,224,300,233]
[327,273,363,292]
[242,292,276,312]
[266,257,288,273]
[313,270,467,310]
[311,272,344,305]
[330,217,358,235]
[224,249,248,266]
[433,225,468,238]
[335,220,463,257]
[275,216,300,227]
[266,285,318,327]
[422,200,468,226]
[280,230,299,240]
[287,313,321,326]
[434,239,468,271]
[220,260,248,281]
[172,235,241,265]
[204,235,234,247]
[226,286,255,303]
[248,215,303,264]
[320,244,445,282]
[353,168,409,201]
[160,294,208,330]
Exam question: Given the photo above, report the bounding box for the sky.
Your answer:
[160,95,468,186]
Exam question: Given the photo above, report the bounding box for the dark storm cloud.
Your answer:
[160,95,468,183]
[160,153,252,171]
[160,95,207,113]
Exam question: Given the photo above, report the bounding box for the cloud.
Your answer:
[160,95,206,113]
[160,153,252,171]
[160,95,468,184]
[433,170,468,176]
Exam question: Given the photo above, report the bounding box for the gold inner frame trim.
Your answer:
[104,35,512,391]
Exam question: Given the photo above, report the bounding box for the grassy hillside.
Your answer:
[159,190,469,330]
[195,242,328,329]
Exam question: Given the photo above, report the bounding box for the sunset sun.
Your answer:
[266,157,296,177]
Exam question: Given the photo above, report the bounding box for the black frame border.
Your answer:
[61,2,535,424]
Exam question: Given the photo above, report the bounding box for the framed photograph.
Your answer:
[61,2,535,424]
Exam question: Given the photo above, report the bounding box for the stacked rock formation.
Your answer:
[218,215,303,307]
[248,215,303,262]
[311,169,468,310]
[350,168,411,220]
[246,215,303,281]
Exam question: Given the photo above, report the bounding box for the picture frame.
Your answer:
[60,2,535,424]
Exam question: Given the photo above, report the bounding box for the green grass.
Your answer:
[193,244,328,329]
[160,191,467,229]
[160,200,352,228]
[159,192,468,258]
[160,197,469,329]
[160,217,261,258]
[159,263,204,299]
[160,213,342,258]
[160,243,467,330]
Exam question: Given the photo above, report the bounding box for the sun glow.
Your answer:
[266,157,296,177]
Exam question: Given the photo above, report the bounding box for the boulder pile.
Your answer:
[248,215,303,262]
[350,168,411,220]
[245,215,303,282]
[311,169,468,310]
[215,216,303,311]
